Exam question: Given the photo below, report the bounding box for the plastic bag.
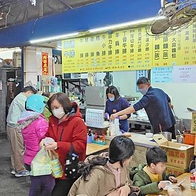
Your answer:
[30,147,52,176]
[109,118,121,136]
[49,150,63,178]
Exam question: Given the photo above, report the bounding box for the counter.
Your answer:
[147,172,196,196]
[106,132,157,148]
[86,143,109,156]
[106,132,158,168]
[128,117,151,128]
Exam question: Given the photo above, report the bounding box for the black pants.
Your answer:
[52,178,75,196]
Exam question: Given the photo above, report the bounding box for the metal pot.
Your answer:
[162,132,172,141]
[176,135,184,143]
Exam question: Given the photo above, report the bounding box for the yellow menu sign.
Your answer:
[62,29,153,73]
[152,24,196,66]
[62,23,196,73]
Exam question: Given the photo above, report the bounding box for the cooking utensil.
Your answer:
[176,179,185,187]
[162,132,172,141]
[159,124,163,134]
[176,129,184,143]
[176,135,184,143]
[159,124,172,141]
[177,129,182,136]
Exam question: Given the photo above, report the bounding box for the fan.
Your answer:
[148,0,196,35]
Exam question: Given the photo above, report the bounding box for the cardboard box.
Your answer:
[153,134,194,169]
[165,165,187,177]
[191,112,196,134]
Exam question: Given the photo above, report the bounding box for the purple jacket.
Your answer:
[18,111,49,165]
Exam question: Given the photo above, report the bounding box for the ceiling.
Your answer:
[0,0,103,28]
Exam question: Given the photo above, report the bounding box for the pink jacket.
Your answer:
[18,111,49,165]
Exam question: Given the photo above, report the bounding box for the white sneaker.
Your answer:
[11,168,16,175]
[15,170,30,177]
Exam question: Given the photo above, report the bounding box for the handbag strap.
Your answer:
[69,143,75,155]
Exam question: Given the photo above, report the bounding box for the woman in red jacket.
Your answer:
[45,92,87,196]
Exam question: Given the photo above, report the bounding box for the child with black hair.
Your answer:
[130,146,177,196]
[68,135,139,196]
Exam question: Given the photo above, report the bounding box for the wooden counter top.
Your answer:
[147,173,196,196]
[86,143,109,156]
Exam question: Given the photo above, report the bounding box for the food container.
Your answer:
[162,131,172,141]
[184,133,195,145]
[43,137,54,146]
[176,135,184,143]
[167,185,182,196]
[162,180,172,190]
[145,129,153,138]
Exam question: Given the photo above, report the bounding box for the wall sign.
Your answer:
[62,29,153,73]
[173,65,196,83]
[42,52,49,75]
[62,23,196,73]
[151,67,173,83]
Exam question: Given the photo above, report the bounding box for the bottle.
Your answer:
[87,129,92,143]
[107,129,110,136]
[190,175,195,190]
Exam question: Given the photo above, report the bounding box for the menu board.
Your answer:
[62,28,152,73]
[62,23,196,73]
[152,24,196,66]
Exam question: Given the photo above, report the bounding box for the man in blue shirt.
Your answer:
[111,77,176,138]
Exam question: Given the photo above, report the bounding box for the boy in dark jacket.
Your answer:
[130,146,177,196]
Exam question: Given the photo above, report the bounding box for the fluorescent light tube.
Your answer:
[89,16,166,33]
[29,16,166,44]
[29,32,79,44]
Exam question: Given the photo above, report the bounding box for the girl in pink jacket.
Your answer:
[18,94,54,196]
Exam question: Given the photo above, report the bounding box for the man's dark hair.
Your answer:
[136,77,150,85]
[146,146,167,166]
[23,86,37,94]
[42,92,50,98]
[48,92,72,114]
